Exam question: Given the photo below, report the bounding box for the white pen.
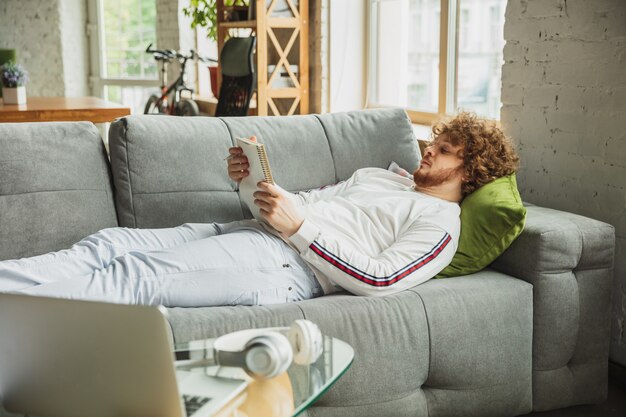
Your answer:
[224,154,235,161]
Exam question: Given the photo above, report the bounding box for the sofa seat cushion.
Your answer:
[412,271,532,416]
[166,271,532,417]
[165,302,305,343]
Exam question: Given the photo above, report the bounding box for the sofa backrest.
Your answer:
[0,122,118,261]
[108,108,420,228]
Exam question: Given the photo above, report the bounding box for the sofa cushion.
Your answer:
[412,272,532,416]
[169,290,430,411]
[166,271,532,417]
[109,108,421,227]
[437,174,526,278]
[0,122,117,261]
[109,115,244,228]
[166,302,305,343]
[317,108,421,180]
[221,115,336,193]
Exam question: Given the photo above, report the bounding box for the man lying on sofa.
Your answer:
[0,112,519,307]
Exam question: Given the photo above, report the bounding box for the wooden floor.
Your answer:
[519,379,626,417]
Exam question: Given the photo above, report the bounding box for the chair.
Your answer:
[215,36,256,117]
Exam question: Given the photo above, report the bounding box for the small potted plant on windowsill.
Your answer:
[1,61,29,105]
[183,0,248,98]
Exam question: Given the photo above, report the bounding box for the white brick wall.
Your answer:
[502,0,626,366]
[0,0,89,97]
[0,0,65,96]
[155,0,197,92]
[59,0,89,97]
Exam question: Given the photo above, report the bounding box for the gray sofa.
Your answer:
[0,108,615,417]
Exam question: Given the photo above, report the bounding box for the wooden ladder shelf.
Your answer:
[216,0,309,116]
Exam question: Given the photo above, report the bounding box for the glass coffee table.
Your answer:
[174,335,354,417]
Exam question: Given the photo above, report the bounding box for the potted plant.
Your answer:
[183,0,248,98]
[1,61,28,105]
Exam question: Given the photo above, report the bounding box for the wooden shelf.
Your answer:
[221,18,298,29]
[266,18,299,28]
[216,0,309,116]
[219,20,257,29]
[266,88,301,98]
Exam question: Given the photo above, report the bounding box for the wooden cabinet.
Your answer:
[216,0,309,116]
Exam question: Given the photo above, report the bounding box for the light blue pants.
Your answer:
[0,221,323,307]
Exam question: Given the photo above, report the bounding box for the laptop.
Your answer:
[0,294,248,417]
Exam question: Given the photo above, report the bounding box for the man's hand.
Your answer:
[227,135,256,183]
[254,182,304,237]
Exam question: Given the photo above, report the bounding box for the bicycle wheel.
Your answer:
[176,99,200,116]
[144,94,161,114]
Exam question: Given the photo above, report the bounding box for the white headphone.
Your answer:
[213,319,323,380]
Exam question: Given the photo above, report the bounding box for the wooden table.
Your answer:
[0,96,131,123]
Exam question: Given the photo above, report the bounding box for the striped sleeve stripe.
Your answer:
[309,233,452,287]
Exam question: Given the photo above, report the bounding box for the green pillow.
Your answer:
[436,174,526,278]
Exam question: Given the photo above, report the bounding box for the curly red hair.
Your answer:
[431,112,520,197]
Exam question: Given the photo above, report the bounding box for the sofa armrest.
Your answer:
[490,205,615,411]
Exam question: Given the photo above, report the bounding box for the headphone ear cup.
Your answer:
[288,320,323,365]
[244,332,293,380]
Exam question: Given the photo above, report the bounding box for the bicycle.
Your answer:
[144,44,216,116]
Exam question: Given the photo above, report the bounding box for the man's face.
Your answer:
[413,135,465,189]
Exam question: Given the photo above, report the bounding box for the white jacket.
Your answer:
[281,167,461,297]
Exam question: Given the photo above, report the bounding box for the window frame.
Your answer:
[87,0,159,100]
[367,0,461,125]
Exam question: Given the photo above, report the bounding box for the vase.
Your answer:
[2,86,26,105]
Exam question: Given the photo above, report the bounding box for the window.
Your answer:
[368,0,507,122]
[88,0,159,114]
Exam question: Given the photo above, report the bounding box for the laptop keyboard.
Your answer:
[183,394,212,416]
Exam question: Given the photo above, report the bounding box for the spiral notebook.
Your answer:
[236,137,275,221]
